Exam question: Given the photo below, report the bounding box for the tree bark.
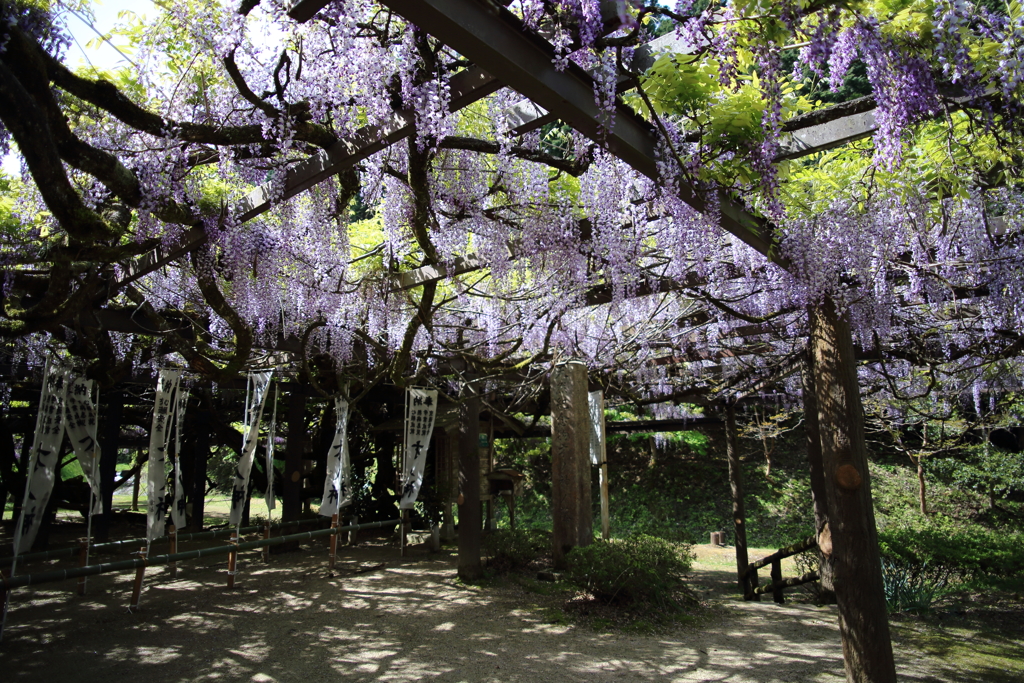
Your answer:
[809,299,896,683]
[283,385,305,522]
[457,395,483,581]
[724,402,750,597]
[802,352,836,602]
[95,390,123,541]
[190,408,211,532]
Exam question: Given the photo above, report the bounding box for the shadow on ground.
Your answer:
[1,540,1020,682]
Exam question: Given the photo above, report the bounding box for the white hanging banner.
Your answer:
[264,382,279,512]
[14,360,70,554]
[588,390,605,466]
[65,377,102,515]
[169,388,189,529]
[228,371,273,527]
[399,388,438,510]
[319,398,351,516]
[147,369,182,543]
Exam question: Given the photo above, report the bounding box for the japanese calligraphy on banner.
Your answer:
[319,398,351,517]
[588,390,605,466]
[264,382,279,513]
[65,377,102,515]
[147,369,182,543]
[399,388,438,510]
[228,371,273,527]
[14,359,70,554]
[170,388,190,529]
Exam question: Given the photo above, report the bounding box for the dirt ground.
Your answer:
[1,529,1022,682]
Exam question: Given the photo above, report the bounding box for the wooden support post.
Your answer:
[168,525,178,579]
[771,559,785,604]
[329,513,339,569]
[551,361,593,569]
[724,403,750,598]
[77,539,89,595]
[802,351,836,602]
[749,566,761,602]
[349,515,359,546]
[227,531,238,589]
[457,394,483,581]
[263,521,271,562]
[810,299,896,683]
[129,547,147,610]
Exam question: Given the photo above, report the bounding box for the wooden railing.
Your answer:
[743,535,819,603]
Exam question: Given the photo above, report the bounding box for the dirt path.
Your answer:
[0,539,1020,682]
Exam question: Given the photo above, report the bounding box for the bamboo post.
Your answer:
[129,547,147,610]
[771,559,785,604]
[349,515,358,546]
[400,509,408,557]
[329,513,339,570]
[227,531,238,589]
[77,539,89,595]
[168,525,178,579]
[262,521,271,562]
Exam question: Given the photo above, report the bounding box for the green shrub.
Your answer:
[566,534,694,606]
[483,528,550,571]
[878,522,1024,577]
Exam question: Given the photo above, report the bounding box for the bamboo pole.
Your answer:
[226,531,238,589]
[262,521,271,563]
[168,525,178,579]
[77,540,89,596]
[1,519,399,591]
[329,513,338,570]
[129,547,147,610]
[1,517,327,567]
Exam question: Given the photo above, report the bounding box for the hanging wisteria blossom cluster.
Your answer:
[0,0,1021,416]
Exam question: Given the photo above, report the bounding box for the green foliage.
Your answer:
[929,444,1024,504]
[880,557,941,613]
[879,522,1024,577]
[566,534,693,606]
[483,528,550,571]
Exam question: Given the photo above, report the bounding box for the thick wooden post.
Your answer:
[810,299,896,683]
[802,351,836,602]
[724,403,750,597]
[283,386,305,522]
[457,395,483,581]
[551,361,593,569]
[771,559,784,604]
[129,547,147,610]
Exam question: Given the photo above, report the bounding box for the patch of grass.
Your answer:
[891,623,1024,683]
